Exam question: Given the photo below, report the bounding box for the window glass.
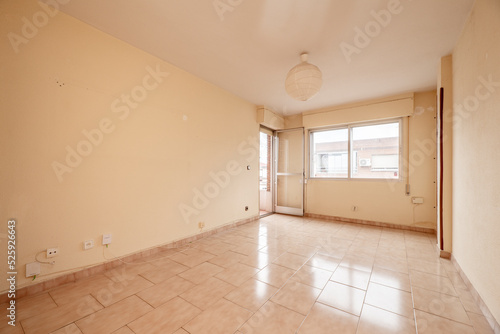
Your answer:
[310,120,400,180]
[351,122,400,179]
[310,128,348,178]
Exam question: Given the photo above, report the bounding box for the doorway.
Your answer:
[259,128,273,217]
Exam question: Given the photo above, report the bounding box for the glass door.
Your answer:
[259,128,273,216]
[274,128,304,216]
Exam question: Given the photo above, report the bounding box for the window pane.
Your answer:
[259,132,271,191]
[311,128,348,178]
[351,122,400,179]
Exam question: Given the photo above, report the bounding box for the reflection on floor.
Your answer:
[3,214,494,334]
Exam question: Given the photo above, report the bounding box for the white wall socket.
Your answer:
[84,239,94,250]
[102,234,112,245]
[46,247,59,258]
[26,262,40,277]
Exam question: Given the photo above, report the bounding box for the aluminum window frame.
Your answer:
[309,118,403,181]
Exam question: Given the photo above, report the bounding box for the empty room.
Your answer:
[2,0,499,333]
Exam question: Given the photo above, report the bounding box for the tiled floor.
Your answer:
[2,214,495,334]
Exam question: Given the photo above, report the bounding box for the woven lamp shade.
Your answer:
[285,53,323,101]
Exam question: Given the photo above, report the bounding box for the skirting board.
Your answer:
[305,213,436,234]
[440,250,452,259]
[451,254,500,333]
[0,215,259,304]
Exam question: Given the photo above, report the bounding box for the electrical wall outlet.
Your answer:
[26,262,40,277]
[102,234,112,245]
[84,239,94,250]
[46,247,59,258]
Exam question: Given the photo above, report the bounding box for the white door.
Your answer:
[259,128,273,215]
[274,128,304,216]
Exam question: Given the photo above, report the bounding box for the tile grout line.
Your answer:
[235,247,321,332]
[8,215,493,334]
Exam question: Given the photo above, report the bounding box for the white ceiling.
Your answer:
[50,0,475,115]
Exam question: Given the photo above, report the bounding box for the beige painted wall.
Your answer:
[284,114,303,129]
[451,0,500,324]
[257,106,284,130]
[0,0,258,291]
[305,92,437,229]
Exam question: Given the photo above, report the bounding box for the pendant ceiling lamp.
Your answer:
[285,52,323,101]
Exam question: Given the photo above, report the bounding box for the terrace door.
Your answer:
[259,128,273,216]
[274,128,304,216]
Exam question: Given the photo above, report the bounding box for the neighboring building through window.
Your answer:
[311,128,348,178]
[310,120,400,180]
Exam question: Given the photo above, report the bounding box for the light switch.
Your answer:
[412,197,424,204]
